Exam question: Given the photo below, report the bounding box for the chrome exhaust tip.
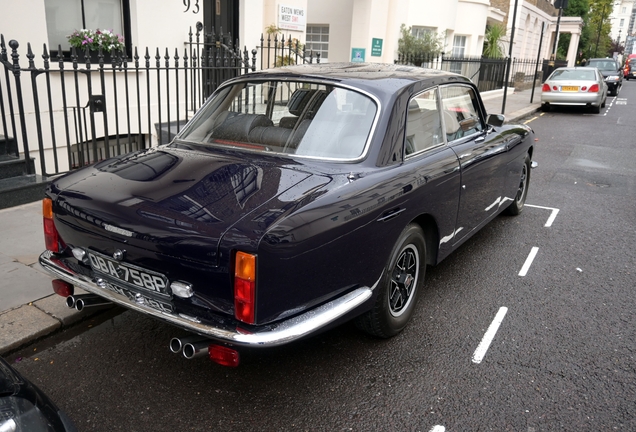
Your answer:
[183,341,210,360]
[65,295,77,309]
[169,335,209,354]
[73,294,112,311]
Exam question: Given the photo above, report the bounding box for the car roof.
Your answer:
[237,62,472,94]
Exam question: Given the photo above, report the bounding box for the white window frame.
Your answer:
[305,25,329,62]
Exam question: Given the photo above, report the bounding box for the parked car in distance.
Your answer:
[624,58,636,80]
[541,66,608,113]
[584,58,623,95]
[0,357,77,431]
[40,63,535,367]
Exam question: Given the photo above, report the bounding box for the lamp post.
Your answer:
[501,0,520,114]
[594,2,608,57]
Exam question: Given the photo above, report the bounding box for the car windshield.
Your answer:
[549,69,596,81]
[177,80,377,160]
[586,60,617,71]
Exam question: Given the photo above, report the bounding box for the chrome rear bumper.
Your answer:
[39,250,375,347]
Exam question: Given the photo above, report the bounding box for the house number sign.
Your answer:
[183,0,200,13]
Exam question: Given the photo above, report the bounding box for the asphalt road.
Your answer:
[5,83,636,431]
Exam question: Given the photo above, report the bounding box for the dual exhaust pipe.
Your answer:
[170,336,211,359]
[170,335,241,366]
[65,294,112,311]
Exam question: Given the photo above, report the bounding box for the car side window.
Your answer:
[440,85,484,142]
[404,88,444,156]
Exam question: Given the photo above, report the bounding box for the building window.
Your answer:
[620,18,625,27]
[412,26,436,39]
[451,35,467,57]
[622,6,626,13]
[45,0,131,56]
[305,25,329,61]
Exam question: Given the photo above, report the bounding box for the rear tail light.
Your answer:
[541,83,550,92]
[588,84,600,93]
[43,198,64,252]
[209,345,240,367]
[234,251,256,324]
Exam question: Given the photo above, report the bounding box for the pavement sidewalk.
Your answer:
[0,86,541,355]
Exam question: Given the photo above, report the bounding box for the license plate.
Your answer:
[86,250,169,295]
[561,86,579,92]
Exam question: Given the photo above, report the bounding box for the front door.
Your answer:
[204,0,239,37]
[441,84,507,246]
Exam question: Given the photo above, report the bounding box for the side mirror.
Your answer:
[486,114,505,127]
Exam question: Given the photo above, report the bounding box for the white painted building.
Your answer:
[609,0,636,54]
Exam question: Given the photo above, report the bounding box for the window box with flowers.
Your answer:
[67,29,126,64]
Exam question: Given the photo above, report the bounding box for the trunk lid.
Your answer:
[54,146,312,266]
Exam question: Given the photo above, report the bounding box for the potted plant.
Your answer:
[67,29,125,63]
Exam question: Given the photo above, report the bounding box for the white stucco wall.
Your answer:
[456,0,490,56]
[307,0,353,62]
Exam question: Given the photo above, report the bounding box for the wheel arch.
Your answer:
[410,213,439,266]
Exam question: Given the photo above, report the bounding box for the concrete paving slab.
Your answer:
[1,256,54,311]
[33,290,93,326]
[0,201,44,266]
[0,305,61,354]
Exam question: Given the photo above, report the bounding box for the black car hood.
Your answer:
[52,146,315,265]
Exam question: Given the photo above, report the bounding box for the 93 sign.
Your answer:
[183,0,200,13]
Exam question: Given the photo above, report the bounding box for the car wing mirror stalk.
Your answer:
[486,114,505,128]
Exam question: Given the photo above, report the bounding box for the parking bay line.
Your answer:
[429,426,445,432]
[518,246,539,276]
[525,204,560,227]
[472,307,508,364]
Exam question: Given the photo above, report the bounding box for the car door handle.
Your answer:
[377,208,405,222]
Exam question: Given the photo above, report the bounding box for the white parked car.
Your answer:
[541,67,608,113]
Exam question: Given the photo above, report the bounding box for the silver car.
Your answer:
[541,67,608,113]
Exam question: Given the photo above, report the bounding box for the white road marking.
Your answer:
[519,247,539,276]
[429,426,445,432]
[472,307,508,364]
[525,204,560,227]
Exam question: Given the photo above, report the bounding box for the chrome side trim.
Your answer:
[39,251,375,347]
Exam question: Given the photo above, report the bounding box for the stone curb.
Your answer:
[0,291,102,355]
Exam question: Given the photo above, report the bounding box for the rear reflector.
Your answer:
[209,345,240,367]
[52,279,74,297]
[234,251,256,324]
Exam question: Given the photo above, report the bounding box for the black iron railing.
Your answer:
[0,25,255,178]
[395,53,553,93]
[258,33,320,69]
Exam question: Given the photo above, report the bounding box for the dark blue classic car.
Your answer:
[40,63,534,366]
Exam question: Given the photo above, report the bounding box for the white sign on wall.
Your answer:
[278,5,306,31]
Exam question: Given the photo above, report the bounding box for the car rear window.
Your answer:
[586,60,617,70]
[549,69,596,81]
[177,80,378,160]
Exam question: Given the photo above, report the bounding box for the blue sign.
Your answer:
[351,48,366,63]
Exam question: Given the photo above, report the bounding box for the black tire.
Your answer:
[504,154,531,216]
[601,98,606,108]
[591,103,601,114]
[355,224,426,338]
[541,103,550,112]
